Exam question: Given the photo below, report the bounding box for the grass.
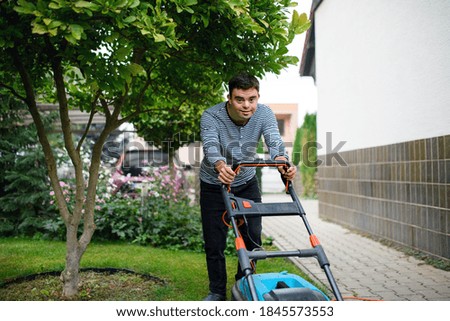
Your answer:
[0,237,311,301]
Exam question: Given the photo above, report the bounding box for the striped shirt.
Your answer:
[200,101,288,186]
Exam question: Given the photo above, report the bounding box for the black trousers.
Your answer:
[200,176,262,297]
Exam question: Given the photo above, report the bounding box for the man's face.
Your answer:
[227,87,259,125]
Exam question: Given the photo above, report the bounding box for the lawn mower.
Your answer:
[222,160,343,301]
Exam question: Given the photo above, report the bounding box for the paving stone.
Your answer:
[261,195,450,301]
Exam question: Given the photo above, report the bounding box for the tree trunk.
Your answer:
[59,126,112,299]
[61,256,81,298]
[61,224,82,298]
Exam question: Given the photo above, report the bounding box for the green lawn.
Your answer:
[0,237,308,300]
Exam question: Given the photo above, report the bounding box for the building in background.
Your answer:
[301,0,449,261]
[269,103,298,154]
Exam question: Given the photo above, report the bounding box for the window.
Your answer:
[277,119,285,136]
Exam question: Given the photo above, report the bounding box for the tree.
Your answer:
[0,0,310,298]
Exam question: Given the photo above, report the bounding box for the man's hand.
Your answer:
[215,160,236,185]
[274,156,297,181]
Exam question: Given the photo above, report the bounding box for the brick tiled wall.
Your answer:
[317,135,449,261]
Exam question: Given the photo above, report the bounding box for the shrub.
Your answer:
[292,113,317,198]
[0,96,59,236]
[43,166,208,252]
[95,193,204,252]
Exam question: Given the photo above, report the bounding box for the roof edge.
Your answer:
[299,0,323,80]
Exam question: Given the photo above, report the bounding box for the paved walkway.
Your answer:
[261,193,450,301]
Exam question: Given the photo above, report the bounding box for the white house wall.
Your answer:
[315,0,450,153]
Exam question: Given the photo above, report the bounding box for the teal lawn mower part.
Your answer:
[232,271,329,301]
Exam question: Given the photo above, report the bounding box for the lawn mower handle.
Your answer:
[231,159,290,172]
[231,160,292,190]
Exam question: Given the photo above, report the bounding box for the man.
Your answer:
[199,73,296,301]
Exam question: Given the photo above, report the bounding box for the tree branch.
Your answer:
[7,45,71,223]
[99,97,111,120]
[76,107,96,152]
[79,124,112,251]
[111,82,129,121]
[45,36,85,226]
[76,91,101,152]
[116,106,163,126]
[0,83,27,102]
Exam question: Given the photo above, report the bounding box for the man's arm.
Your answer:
[200,111,236,184]
[200,112,226,166]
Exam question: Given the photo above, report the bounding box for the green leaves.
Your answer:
[289,10,311,41]
[48,0,67,10]
[115,46,132,61]
[73,1,99,10]
[14,0,36,14]
[174,0,198,14]
[69,23,83,40]
[153,33,166,42]
[116,63,146,86]
[2,0,312,154]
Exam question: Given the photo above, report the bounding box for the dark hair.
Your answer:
[228,73,260,96]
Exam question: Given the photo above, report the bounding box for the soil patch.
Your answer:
[0,268,165,301]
